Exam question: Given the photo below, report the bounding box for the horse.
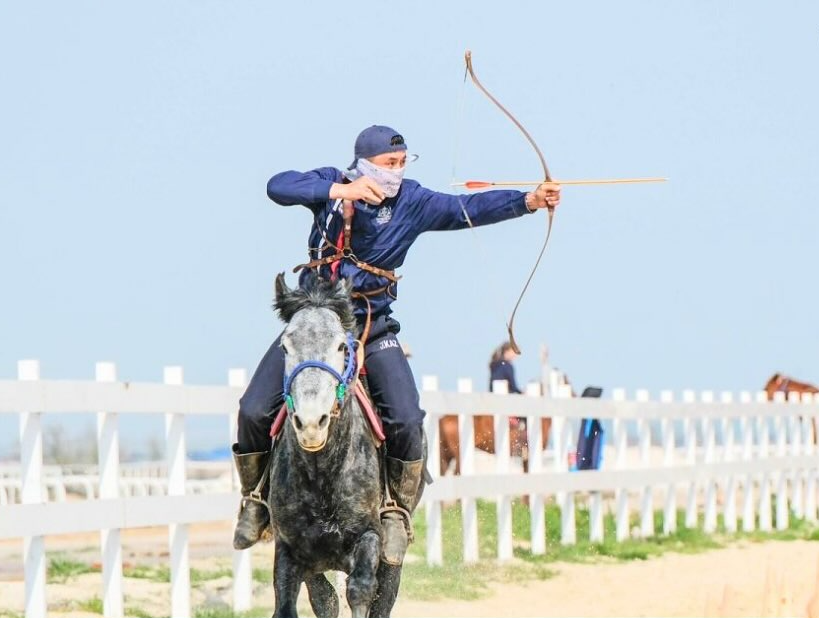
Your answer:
[437,373,586,476]
[268,273,411,618]
[438,415,551,475]
[764,373,819,444]
[764,373,819,401]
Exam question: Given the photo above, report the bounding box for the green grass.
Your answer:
[41,497,818,616]
[401,497,819,601]
[193,605,271,618]
[76,596,104,614]
[123,607,161,618]
[123,564,170,583]
[47,555,99,583]
[121,564,230,585]
[252,567,273,584]
[190,566,233,584]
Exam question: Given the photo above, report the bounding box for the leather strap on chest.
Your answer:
[293,200,401,283]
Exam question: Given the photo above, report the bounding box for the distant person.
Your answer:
[489,341,522,394]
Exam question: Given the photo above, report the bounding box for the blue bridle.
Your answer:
[282,331,358,414]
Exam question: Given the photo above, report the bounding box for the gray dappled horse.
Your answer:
[268,274,413,618]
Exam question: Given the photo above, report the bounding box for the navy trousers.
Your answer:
[237,315,425,462]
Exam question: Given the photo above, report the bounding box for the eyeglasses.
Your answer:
[390,134,405,146]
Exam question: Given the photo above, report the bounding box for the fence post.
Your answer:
[457,378,479,564]
[683,390,698,528]
[228,368,253,613]
[164,366,190,618]
[773,392,789,530]
[701,391,718,533]
[422,375,442,566]
[492,380,513,560]
[789,397,804,519]
[556,384,575,545]
[612,388,629,541]
[586,380,605,543]
[660,390,676,535]
[757,392,772,532]
[526,381,547,553]
[720,391,737,533]
[636,390,653,537]
[19,360,46,618]
[96,362,123,618]
[804,393,817,522]
[739,392,755,532]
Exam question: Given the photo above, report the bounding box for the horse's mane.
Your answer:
[275,274,357,332]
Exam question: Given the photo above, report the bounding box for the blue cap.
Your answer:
[348,125,407,170]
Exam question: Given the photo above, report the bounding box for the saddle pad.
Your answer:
[355,380,386,442]
[269,379,386,443]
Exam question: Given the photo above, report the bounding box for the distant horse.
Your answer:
[438,373,580,476]
[764,372,819,443]
[764,373,819,401]
[268,274,416,618]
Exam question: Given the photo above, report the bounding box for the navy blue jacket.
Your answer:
[267,167,531,318]
[489,360,522,394]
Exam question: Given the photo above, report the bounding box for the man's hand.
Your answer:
[330,177,385,205]
[525,182,561,211]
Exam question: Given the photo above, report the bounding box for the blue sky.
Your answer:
[1,2,817,454]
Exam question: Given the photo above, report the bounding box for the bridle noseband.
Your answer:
[282,331,358,419]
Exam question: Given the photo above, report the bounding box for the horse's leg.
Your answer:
[541,417,552,450]
[272,542,302,618]
[346,530,380,618]
[369,562,402,618]
[305,573,339,618]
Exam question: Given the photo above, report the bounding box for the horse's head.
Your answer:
[274,273,357,452]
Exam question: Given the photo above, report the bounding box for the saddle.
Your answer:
[269,378,386,445]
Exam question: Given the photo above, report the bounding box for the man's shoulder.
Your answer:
[312,166,344,180]
[398,177,435,201]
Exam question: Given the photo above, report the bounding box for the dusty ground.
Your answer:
[1,522,817,617]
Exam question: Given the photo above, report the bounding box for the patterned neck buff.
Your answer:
[349,158,405,198]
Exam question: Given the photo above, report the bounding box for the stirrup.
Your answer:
[380,500,414,543]
[239,459,274,524]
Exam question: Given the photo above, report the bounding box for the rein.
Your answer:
[282,331,358,418]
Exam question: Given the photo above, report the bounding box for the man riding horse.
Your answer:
[232,125,561,565]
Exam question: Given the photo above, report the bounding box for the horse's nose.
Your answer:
[292,414,324,437]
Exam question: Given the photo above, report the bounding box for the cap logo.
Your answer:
[389,134,405,146]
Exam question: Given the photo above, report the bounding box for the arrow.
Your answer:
[453,177,668,189]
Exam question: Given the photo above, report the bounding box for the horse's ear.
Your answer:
[274,272,292,307]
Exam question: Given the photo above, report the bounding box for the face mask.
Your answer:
[355,158,405,198]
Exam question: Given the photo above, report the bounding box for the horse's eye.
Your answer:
[337,343,346,352]
[281,343,289,355]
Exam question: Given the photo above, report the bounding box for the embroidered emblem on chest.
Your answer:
[375,205,392,225]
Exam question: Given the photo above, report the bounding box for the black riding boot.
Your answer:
[232,444,271,550]
[381,456,425,565]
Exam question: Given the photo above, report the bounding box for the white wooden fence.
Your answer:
[1,360,817,618]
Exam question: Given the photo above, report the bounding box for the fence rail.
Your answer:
[1,360,817,618]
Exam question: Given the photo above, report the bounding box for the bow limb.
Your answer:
[464,50,555,355]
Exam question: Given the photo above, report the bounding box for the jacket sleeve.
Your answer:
[266,167,342,208]
[411,185,532,233]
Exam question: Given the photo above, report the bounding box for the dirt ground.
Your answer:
[1,521,817,617]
